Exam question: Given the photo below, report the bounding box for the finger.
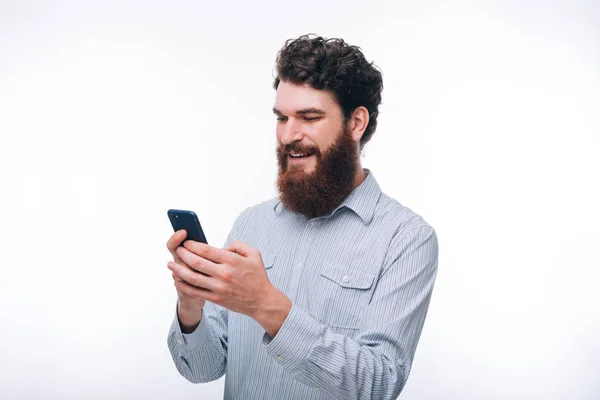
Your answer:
[167,229,188,255]
[174,278,211,298]
[168,260,190,279]
[169,261,217,291]
[172,271,183,283]
[176,246,219,276]
[174,280,222,304]
[183,240,238,265]
[176,246,239,288]
[226,240,257,258]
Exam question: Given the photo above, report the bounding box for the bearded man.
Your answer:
[166,34,439,400]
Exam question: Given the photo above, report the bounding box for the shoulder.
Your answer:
[374,192,435,238]
[375,193,438,272]
[232,197,280,228]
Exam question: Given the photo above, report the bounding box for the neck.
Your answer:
[353,164,366,189]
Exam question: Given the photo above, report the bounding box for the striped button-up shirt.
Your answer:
[167,169,439,399]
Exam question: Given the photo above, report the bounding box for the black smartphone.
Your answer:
[167,209,208,246]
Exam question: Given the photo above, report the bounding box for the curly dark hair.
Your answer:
[273,34,383,150]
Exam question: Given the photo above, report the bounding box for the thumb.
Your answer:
[226,240,254,258]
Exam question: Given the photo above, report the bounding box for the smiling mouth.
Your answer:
[288,153,315,165]
[288,150,316,159]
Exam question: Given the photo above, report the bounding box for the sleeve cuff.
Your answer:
[262,303,324,372]
[169,303,210,350]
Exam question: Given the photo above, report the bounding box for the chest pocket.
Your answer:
[308,262,377,329]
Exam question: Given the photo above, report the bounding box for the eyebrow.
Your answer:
[272,107,326,116]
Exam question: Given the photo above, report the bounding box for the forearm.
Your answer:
[263,304,406,400]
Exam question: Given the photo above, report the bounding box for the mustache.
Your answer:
[279,142,320,155]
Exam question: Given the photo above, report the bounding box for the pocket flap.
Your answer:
[264,254,277,269]
[320,263,376,289]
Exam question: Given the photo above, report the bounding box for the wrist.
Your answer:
[253,288,292,338]
[177,302,203,334]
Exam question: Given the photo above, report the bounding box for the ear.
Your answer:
[347,106,370,143]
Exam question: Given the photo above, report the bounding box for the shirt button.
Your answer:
[297,262,303,269]
[276,355,284,362]
[342,275,350,283]
[397,359,403,366]
[177,339,183,345]
[311,220,318,227]
[315,385,320,390]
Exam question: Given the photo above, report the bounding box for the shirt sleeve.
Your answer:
[167,300,229,383]
[262,225,439,399]
[166,209,248,383]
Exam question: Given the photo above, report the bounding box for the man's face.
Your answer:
[273,81,345,175]
[274,81,359,218]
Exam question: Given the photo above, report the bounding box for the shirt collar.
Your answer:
[273,168,381,225]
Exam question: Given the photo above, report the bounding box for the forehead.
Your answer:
[274,81,340,114]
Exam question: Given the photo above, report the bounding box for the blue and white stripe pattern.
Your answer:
[167,169,439,399]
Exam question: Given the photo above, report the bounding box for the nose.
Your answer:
[279,118,304,146]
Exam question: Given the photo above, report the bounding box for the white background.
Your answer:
[1,1,599,399]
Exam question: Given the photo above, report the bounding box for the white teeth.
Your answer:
[290,153,308,158]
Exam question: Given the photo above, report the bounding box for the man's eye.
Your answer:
[276,117,287,122]
[304,117,320,122]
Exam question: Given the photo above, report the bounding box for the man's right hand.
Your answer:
[167,229,206,333]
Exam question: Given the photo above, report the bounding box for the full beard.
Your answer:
[276,127,359,219]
